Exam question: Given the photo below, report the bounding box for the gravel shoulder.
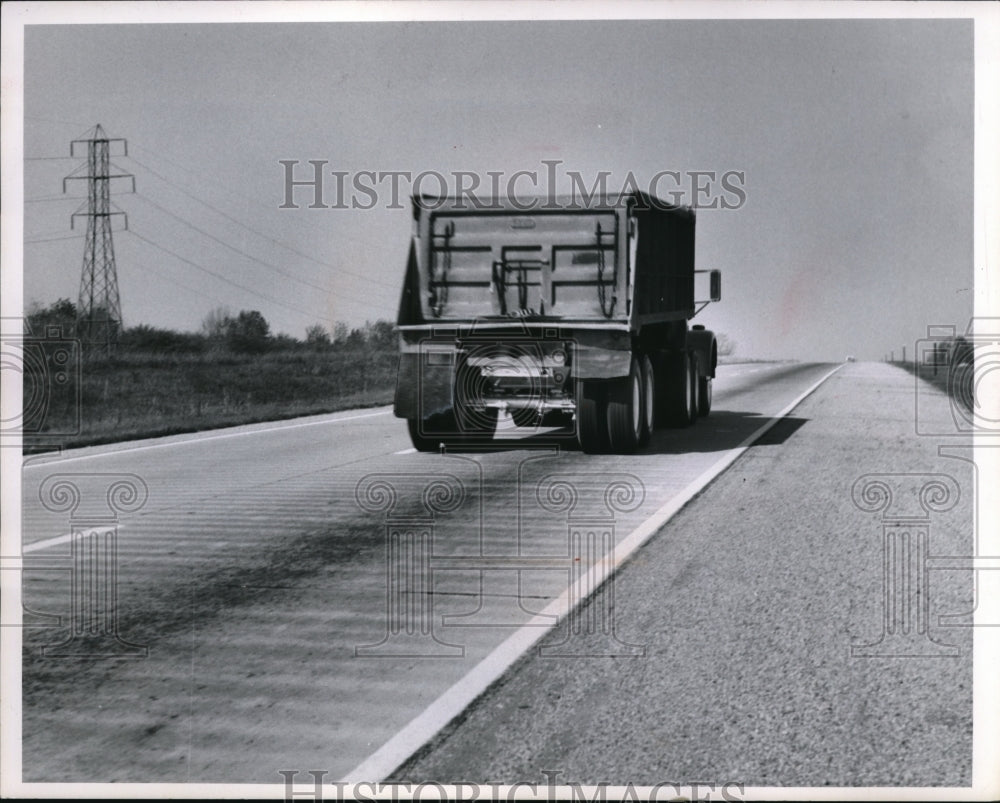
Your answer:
[395,362,975,787]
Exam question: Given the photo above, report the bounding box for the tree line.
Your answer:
[26,299,738,358]
[25,299,396,355]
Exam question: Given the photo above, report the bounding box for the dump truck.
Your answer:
[393,190,721,453]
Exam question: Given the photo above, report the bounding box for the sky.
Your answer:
[18,14,975,360]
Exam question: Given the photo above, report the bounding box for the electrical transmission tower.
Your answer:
[63,124,134,353]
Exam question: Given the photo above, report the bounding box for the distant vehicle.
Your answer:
[393,191,722,454]
[845,355,856,362]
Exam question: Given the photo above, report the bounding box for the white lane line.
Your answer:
[22,410,405,552]
[23,408,393,467]
[394,448,417,455]
[340,363,844,783]
[23,526,115,554]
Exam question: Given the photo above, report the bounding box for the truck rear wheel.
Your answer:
[662,351,695,428]
[698,375,712,417]
[688,353,700,426]
[607,356,644,453]
[452,360,499,442]
[407,417,442,452]
[638,354,654,446]
[576,380,609,453]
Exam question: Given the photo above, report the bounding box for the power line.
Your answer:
[26,195,84,203]
[125,228,387,322]
[129,143,272,211]
[130,192,342,298]
[127,229,317,317]
[25,232,87,244]
[33,120,388,256]
[25,126,396,324]
[125,193,393,318]
[26,226,87,241]
[115,247,235,309]
[124,152,399,292]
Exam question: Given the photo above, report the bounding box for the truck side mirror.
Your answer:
[710,270,722,302]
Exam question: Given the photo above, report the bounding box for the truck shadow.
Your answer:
[442,411,809,455]
[642,411,809,455]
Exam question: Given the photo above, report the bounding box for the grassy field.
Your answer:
[894,357,970,400]
[24,346,398,451]
[18,304,759,452]
[24,350,779,452]
[891,357,974,424]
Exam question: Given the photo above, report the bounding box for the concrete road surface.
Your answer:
[15,362,972,787]
[395,362,974,787]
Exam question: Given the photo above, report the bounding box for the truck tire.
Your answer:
[661,351,694,428]
[576,380,609,453]
[698,375,712,417]
[607,356,644,453]
[688,353,700,426]
[638,354,654,446]
[452,360,498,442]
[407,417,442,452]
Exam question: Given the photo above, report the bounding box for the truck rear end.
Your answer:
[393,192,720,453]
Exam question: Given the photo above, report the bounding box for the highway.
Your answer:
[17,361,973,786]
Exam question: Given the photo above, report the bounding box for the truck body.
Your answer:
[393,191,721,453]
